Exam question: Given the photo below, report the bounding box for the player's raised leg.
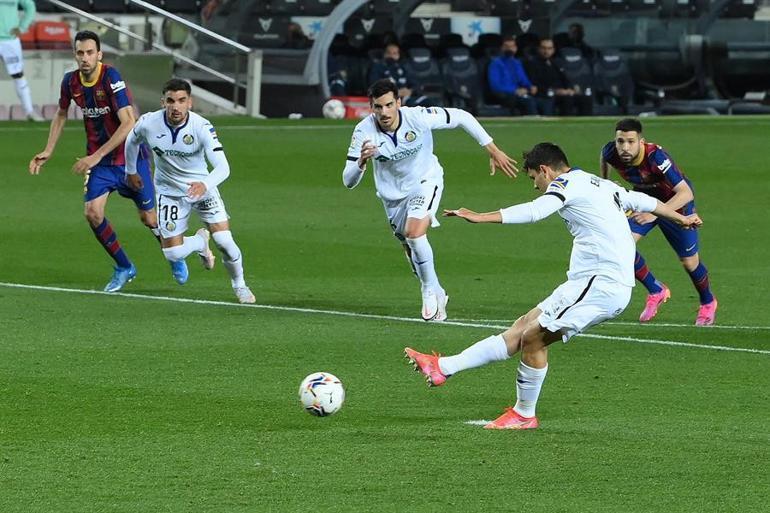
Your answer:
[209,222,255,304]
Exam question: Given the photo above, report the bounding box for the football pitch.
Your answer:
[1,116,768,512]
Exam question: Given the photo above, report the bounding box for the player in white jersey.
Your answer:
[124,78,255,304]
[405,142,702,429]
[343,79,517,321]
[0,0,41,120]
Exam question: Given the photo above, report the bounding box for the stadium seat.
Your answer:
[400,33,428,52]
[19,23,36,50]
[92,0,127,13]
[594,49,635,114]
[441,46,482,114]
[490,0,520,16]
[35,21,72,50]
[239,15,290,48]
[556,47,596,106]
[161,0,201,15]
[471,32,502,58]
[405,47,444,103]
[264,0,303,15]
[437,33,465,58]
[373,0,400,14]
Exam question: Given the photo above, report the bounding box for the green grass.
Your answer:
[1,116,769,512]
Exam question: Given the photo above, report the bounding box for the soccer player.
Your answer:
[404,142,702,429]
[124,78,256,304]
[600,118,717,325]
[28,31,185,292]
[342,78,517,321]
[0,0,42,120]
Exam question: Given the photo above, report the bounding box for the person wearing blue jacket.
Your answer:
[487,37,537,116]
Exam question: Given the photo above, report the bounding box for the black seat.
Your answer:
[162,0,201,14]
[594,49,635,114]
[405,47,444,103]
[441,46,482,114]
[92,0,127,13]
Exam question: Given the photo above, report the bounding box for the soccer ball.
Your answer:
[322,98,346,119]
[298,372,345,416]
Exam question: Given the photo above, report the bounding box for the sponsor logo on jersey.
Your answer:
[405,131,417,142]
[81,105,111,117]
[110,80,126,93]
[375,144,423,162]
[183,134,194,145]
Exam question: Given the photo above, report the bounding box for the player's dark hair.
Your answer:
[163,78,192,95]
[522,142,570,171]
[615,118,643,134]
[74,30,101,51]
[367,78,398,100]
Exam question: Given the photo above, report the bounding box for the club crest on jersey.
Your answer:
[405,130,417,142]
[95,88,106,100]
[166,221,176,231]
[183,134,194,145]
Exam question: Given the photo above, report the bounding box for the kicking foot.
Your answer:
[404,347,447,387]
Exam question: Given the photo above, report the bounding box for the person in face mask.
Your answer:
[487,37,538,116]
[367,43,432,107]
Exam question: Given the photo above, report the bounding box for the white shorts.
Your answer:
[0,38,24,76]
[537,275,632,342]
[157,188,229,238]
[382,178,444,241]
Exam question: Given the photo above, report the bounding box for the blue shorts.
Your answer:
[83,158,155,211]
[629,202,699,258]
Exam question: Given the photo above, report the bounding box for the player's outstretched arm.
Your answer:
[443,208,502,224]
[652,200,702,229]
[29,108,68,175]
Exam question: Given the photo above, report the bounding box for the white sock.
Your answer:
[161,234,205,261]
[438,334,509,376]
[212,230,246,288]
[405,235,440,292]
[14,77,34,115]
[513,361,548,418]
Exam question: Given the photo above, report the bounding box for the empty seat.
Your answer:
[35,21,72,50]
[594,49,634,114]
[405,47,443,101]
[441,46,482,114]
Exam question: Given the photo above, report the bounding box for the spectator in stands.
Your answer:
[567,23,597,61]
[487,36,537,116]
[367,43,431,108]
[328,54,348,96]
[0,0,42,120]
[525,38,592,116]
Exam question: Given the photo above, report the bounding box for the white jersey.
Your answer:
[346,107,492,201]
[126,110,228,196]
[500,168,658,286]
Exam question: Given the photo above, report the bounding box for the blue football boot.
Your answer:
[103,264,137,292]
[170,259,189,285]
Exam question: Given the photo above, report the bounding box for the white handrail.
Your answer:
[127,0,251,54]
[45,0,241,85]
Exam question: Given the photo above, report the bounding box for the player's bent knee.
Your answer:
[84,208,103,226]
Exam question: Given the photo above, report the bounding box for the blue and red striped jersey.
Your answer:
[602,140,694,208]
[59,63,135,167]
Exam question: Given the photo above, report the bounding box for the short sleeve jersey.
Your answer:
[346,106,456,202]
[59,63,141,167]
[130,110,224,196]
[602,141,694,210]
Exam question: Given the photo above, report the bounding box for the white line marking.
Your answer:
[450,318,770,331]
[464,420,491,426]
[2,281,769,355]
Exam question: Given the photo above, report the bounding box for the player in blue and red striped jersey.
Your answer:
[600,118,717,326]
[28,31,188,292]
